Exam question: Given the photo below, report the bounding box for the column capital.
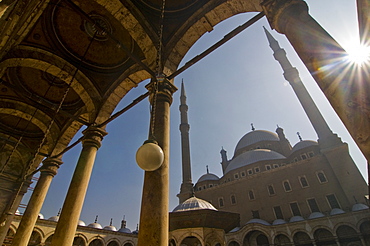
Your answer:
[82,126,108,149]
[145,76,178,105]
[261,0,309,34]
[40,157,63,177]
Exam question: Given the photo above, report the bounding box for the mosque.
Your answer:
[4,24,370,246]
[0,0,369,245]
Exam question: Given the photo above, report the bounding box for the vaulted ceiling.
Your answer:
[0,0,262,183]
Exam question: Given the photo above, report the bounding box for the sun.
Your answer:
[345,43,370,66]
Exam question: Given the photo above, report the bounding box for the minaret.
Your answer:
[264,27,342,148]
[177,81,194,203]
[220,147,229,174]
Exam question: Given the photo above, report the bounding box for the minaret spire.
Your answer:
[264,27,341,148]
[177,80,194,203]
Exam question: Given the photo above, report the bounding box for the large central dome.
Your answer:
[225,149,286,174]
[234,130,280,154]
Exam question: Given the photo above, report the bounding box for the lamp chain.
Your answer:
[150,0,166,139]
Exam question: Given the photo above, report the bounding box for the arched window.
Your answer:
[228,241,240,246]
[314,228,336,246]
[283,181,291,192]
[107,241,119,246]
[256,234,269,246]
[231,195,236,204]
[248,190,255,200]
[268,185,275,195]
[89,239,103,246]
[44,235,53,246]
[29,231,41,246]
[299,176,309,187]
[317,172,327,183]
[219,198,224,207]
[169,239,176,246]
[73,236,86,246]
[180,236,201,246]
[293,232,313,246]
[337,225,361,245]
[274,234,291,246]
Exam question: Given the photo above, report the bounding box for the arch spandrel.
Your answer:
[165,0,263,73]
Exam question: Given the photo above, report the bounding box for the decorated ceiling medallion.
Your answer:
[84,14,112,41]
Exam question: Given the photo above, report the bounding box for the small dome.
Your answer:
[78,220,86,226]
[172,196,217,212]
[246,218,270,226]
[292,140,318,152]
[225,149,286,173]
[229,227,240,232]
[118,227,132,233]
[308,212,325,219]
[235,130,280,154]
[289,216,305,222]
[48,216,59,222]
[88,222,103,229]
[103,225,117,231]
[352,203,369,211]
[272,219,286,225]
[38,213,44,220]
[197,173,219,183]
[330,208,345,215]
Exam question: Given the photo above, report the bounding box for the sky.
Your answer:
[19,0,367,231]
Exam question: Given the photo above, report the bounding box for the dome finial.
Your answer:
[251,123,255,131]
[94,215,98,223]
[110,218,113,226]
[57,208,61,216]
[206,165,209,174]
[297,132,302,141]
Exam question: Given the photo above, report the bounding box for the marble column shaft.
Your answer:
[137,78,177,246]
[11,157,62,246]
[51,126,107,246]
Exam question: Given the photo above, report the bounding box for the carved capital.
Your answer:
[81,126,108,149]
[40,157,63,177]
[261,0,309,34]
[146,76,178,105]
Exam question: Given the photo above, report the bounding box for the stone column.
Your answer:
[51,126,107,246]
[137,77,177,246]
[11,157,62,246]
[261,0,370,161]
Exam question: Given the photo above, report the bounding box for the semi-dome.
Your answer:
[225,149,286,174]
[78,220,86,226]
[103,225,117,231]
[352,203,369,211]
[272,219,286,225]
[172,196,217,212]
[48,216,59,222]
[289,216,305,222]
[197,173,219,183]
[292,140,318,152]
[246,218,270,226]
[235,130,280,154]
[118,227,132,233]
[330,208,345,215]
[88,222,103,229]
[308,212,325,219]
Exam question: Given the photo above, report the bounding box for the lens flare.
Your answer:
[346,44,370,66]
